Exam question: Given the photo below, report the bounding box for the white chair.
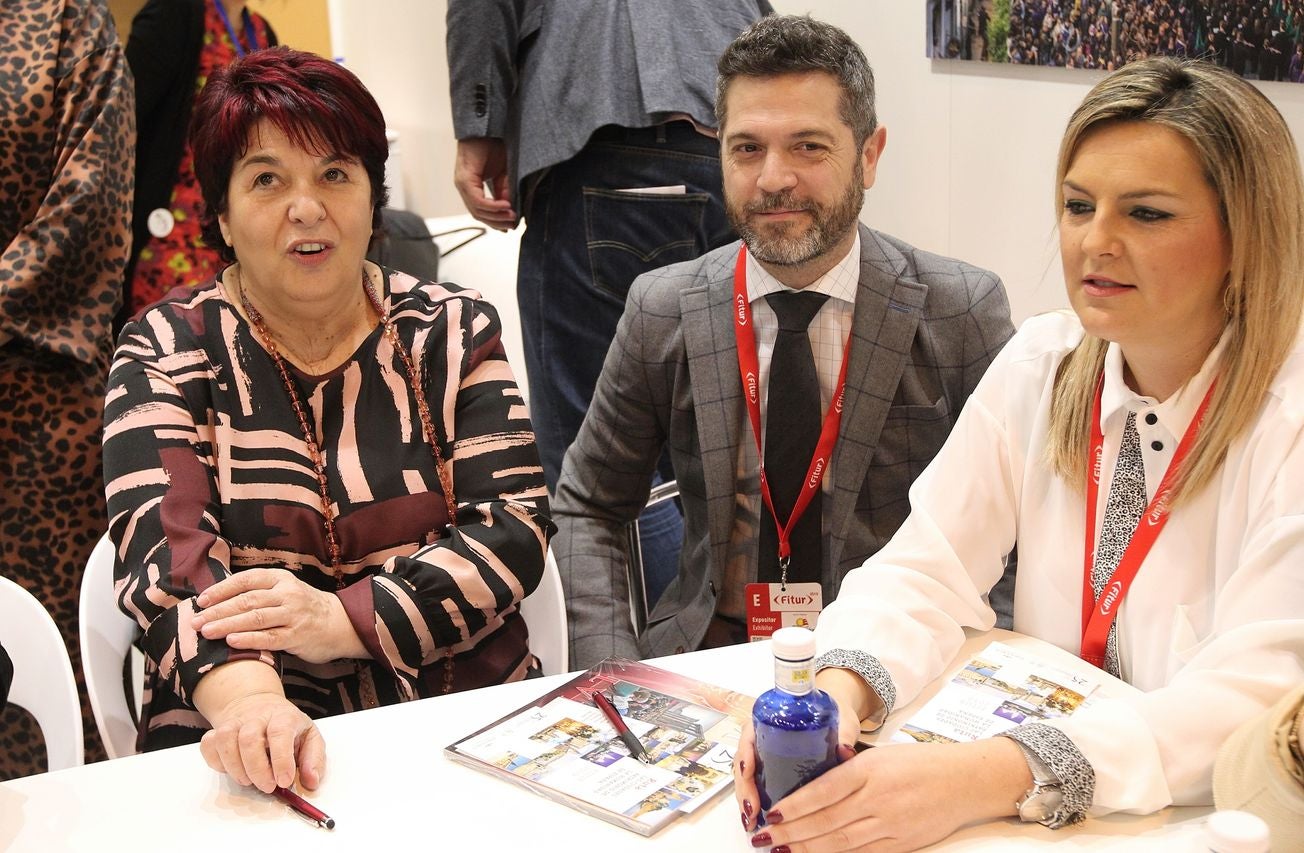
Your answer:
[78,534,141,759]
[0,575,84,771]
[520,548,569,676]
[426,213,527,397]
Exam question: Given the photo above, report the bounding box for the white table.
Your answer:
[0,630,1210,852]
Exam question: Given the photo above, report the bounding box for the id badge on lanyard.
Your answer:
[745,581,823,640]
[733,246,848,640]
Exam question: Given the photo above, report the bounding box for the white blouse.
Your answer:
[817,310,1304,816]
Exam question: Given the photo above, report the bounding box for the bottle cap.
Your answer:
[1204,809,1271,853]
[771,626,816,662]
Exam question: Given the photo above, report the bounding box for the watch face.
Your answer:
[1018,788,1064,824]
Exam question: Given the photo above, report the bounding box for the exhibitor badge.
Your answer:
[744,582,822,641]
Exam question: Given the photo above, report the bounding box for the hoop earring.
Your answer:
[1220,274,1239,318]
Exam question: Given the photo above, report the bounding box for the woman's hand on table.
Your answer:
[740,739,1031,853]
[734,667,877,831]
[192,569,366,663]
[818,667,880,747]
[193,660,326,793]
[199,690,325,793]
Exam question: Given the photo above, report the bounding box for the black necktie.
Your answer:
[758,290,829,586]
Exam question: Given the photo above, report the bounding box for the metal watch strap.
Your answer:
[1013,740,1066,827]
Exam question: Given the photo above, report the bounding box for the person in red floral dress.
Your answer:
[125,0,278,322]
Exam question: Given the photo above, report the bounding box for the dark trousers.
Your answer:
[517,122,734,604]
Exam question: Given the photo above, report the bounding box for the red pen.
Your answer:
[273,786,336,830]
[592,691,652,764]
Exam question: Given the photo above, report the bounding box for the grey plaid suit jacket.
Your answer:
[554,224,1015,668]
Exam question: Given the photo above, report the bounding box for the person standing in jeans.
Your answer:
[446,0,773,606]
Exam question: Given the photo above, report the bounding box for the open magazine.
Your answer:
[445,658,755,836]
[891,641,1101,744]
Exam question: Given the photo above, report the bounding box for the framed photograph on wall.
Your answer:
[926,1,1304,81]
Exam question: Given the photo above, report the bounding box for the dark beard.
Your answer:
[727,163,864,267]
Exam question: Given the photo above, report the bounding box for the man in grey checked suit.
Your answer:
[554,16,1016,669]
[446,0,774,606]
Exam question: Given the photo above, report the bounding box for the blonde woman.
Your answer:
[733,57,1304,851]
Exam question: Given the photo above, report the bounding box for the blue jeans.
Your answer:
[518,122,734,606]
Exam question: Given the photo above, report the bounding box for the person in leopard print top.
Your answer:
[0,0,134,776]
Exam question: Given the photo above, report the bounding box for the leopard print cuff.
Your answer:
[815,648,897,724]
[1000,723,1095,828]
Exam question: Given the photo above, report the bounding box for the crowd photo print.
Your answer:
[928,0,1304,78]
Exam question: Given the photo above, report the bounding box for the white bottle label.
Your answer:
[774,656,814,695]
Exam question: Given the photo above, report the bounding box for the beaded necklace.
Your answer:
[237,267,457,697]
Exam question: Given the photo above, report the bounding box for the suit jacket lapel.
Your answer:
[681,247,744,583]
[827,226,927,570]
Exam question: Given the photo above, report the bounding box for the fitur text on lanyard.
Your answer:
[1079,373,1217,669]
[733,246,851,587]
[213,0,260,58]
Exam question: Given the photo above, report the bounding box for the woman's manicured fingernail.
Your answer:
[765,810,784,824]
[743,799,753,819]
[750,831,772,848]
[773,846,791,853]
[741,811,750,830]
[739,759,746,774]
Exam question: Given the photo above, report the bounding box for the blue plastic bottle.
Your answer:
[752,627,840,813]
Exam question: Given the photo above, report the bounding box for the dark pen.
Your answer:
[273,786,336,830]
[592,691,652,764]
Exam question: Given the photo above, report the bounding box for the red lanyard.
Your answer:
[733,246,851,573]
[1080,373,1217,668]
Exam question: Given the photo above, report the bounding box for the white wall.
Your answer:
[331,0,1304,324]
[327,0,456,227]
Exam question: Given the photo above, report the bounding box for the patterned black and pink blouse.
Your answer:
[103,267,553,750]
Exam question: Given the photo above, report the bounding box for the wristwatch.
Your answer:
[1014,745,1065,827]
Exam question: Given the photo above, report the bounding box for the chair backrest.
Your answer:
[366,207,440,281]
[428,213,526,396]
[78,534,140,759]
[0,575,83,772]
[520,548,569,676]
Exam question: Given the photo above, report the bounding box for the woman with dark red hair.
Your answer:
[102,47,553,793]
